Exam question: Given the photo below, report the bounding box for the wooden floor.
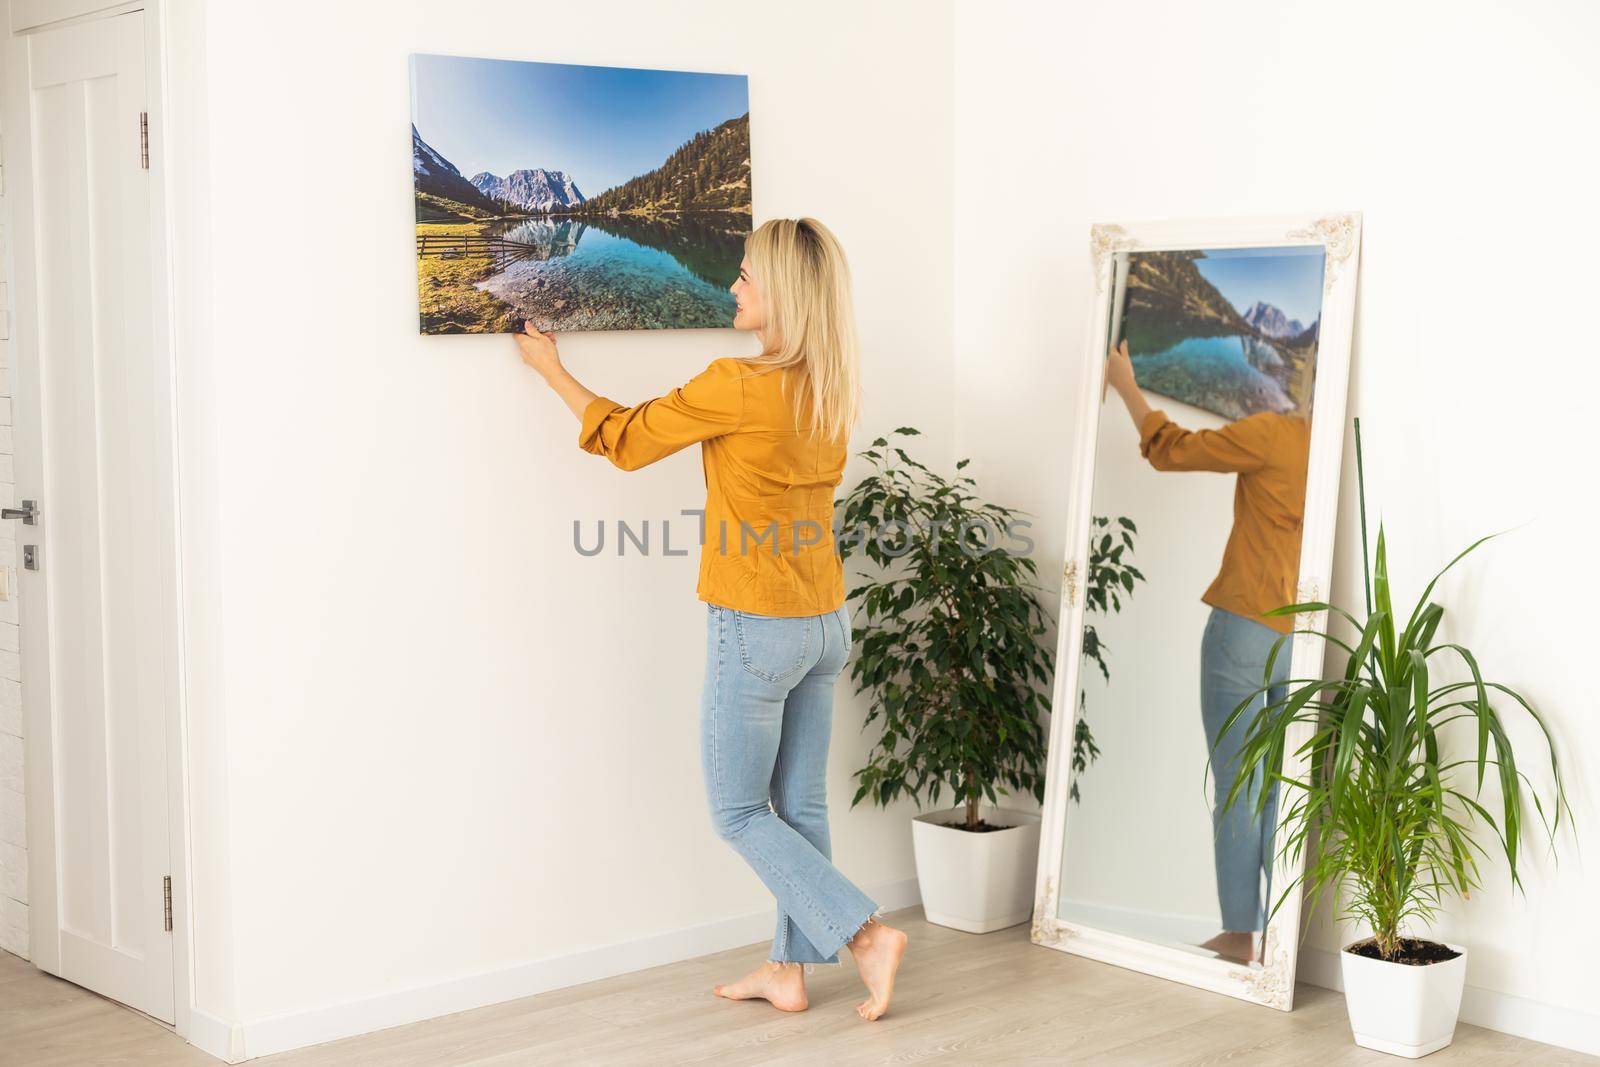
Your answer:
[3,907,1593,1065]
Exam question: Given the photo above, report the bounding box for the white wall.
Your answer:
[955,0,1599,1054]
[165,0,955,1048]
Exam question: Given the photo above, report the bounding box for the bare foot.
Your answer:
[845,915,907,1021]
[711,960,809,1012]
[1199,930,1255,964]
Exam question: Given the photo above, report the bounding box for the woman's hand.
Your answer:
[513,320,563,379]
[514,320,600,422]
[1104,339,1153,430]
[1104,339,1137,396]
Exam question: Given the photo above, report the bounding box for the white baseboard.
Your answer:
[1297,946,1600,1058]
[193,876,921,1062]
[186,1006,247,1064]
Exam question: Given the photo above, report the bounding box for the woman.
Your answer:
[1104,339,1310,966]
[513,218,908,1021]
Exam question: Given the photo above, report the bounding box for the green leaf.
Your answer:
[1373,526,1397,674]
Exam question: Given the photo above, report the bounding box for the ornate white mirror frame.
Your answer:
[1030,212,1363,1009]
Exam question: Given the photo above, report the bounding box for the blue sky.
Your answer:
[1193,246,1325,326]
[409,54,749,196]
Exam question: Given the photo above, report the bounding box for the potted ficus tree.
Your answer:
[837,428,1056,933]
[1216,420,1571,1058]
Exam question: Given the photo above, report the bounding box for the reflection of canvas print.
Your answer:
[409,54,752,335]
[1114,247,1325,419]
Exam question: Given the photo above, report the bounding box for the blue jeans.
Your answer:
[700,602,881,973]
[1200,606,1289,934]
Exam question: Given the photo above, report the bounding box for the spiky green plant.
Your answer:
[1215,418,1572,960]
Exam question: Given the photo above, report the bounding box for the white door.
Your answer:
[7,9,177,1023]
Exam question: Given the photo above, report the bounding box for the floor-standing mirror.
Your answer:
[1032,214,1363,1008]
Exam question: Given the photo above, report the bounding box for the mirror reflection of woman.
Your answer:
[514,218,909,1020]
[1104,339,1310,966]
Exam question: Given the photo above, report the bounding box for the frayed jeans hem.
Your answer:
[767,906,884,975]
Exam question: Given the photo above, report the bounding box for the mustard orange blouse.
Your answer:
[1138,409,1311,635]
[578,357,847,617]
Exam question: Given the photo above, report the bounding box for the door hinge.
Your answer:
[140,112,149,170]
[163,875,172,932]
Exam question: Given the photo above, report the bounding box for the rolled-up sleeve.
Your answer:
[1138,409,1268,474]
[578,357,746,471]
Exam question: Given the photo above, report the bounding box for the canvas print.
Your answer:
[1113,246,1325,419]
[409,54,752,334]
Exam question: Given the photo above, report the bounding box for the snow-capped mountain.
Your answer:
[412,123,457,180]
[1241,300,1305,340]
[412,124,499,213]
[470,169,585,212]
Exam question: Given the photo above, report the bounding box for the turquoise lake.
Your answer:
[1131,334,1296,420]
[476,214,743,332]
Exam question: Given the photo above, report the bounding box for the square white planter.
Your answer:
[911,805,1041,933]
[1340,941,1468,1058]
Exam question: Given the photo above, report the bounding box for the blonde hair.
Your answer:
[742,217,861,443]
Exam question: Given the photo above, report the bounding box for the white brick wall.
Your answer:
[0,123,27,960]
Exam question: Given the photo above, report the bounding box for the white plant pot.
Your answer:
[911,805,1041,933]
[1339,940,1468,1058]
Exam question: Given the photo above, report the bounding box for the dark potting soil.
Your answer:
[945,819,1013,833]
[1347,937,1462,966]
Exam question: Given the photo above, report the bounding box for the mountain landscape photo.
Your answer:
[1116,247,1325,420]
[408,54,753,335]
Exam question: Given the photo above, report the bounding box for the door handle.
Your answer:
[2,499,38,524]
